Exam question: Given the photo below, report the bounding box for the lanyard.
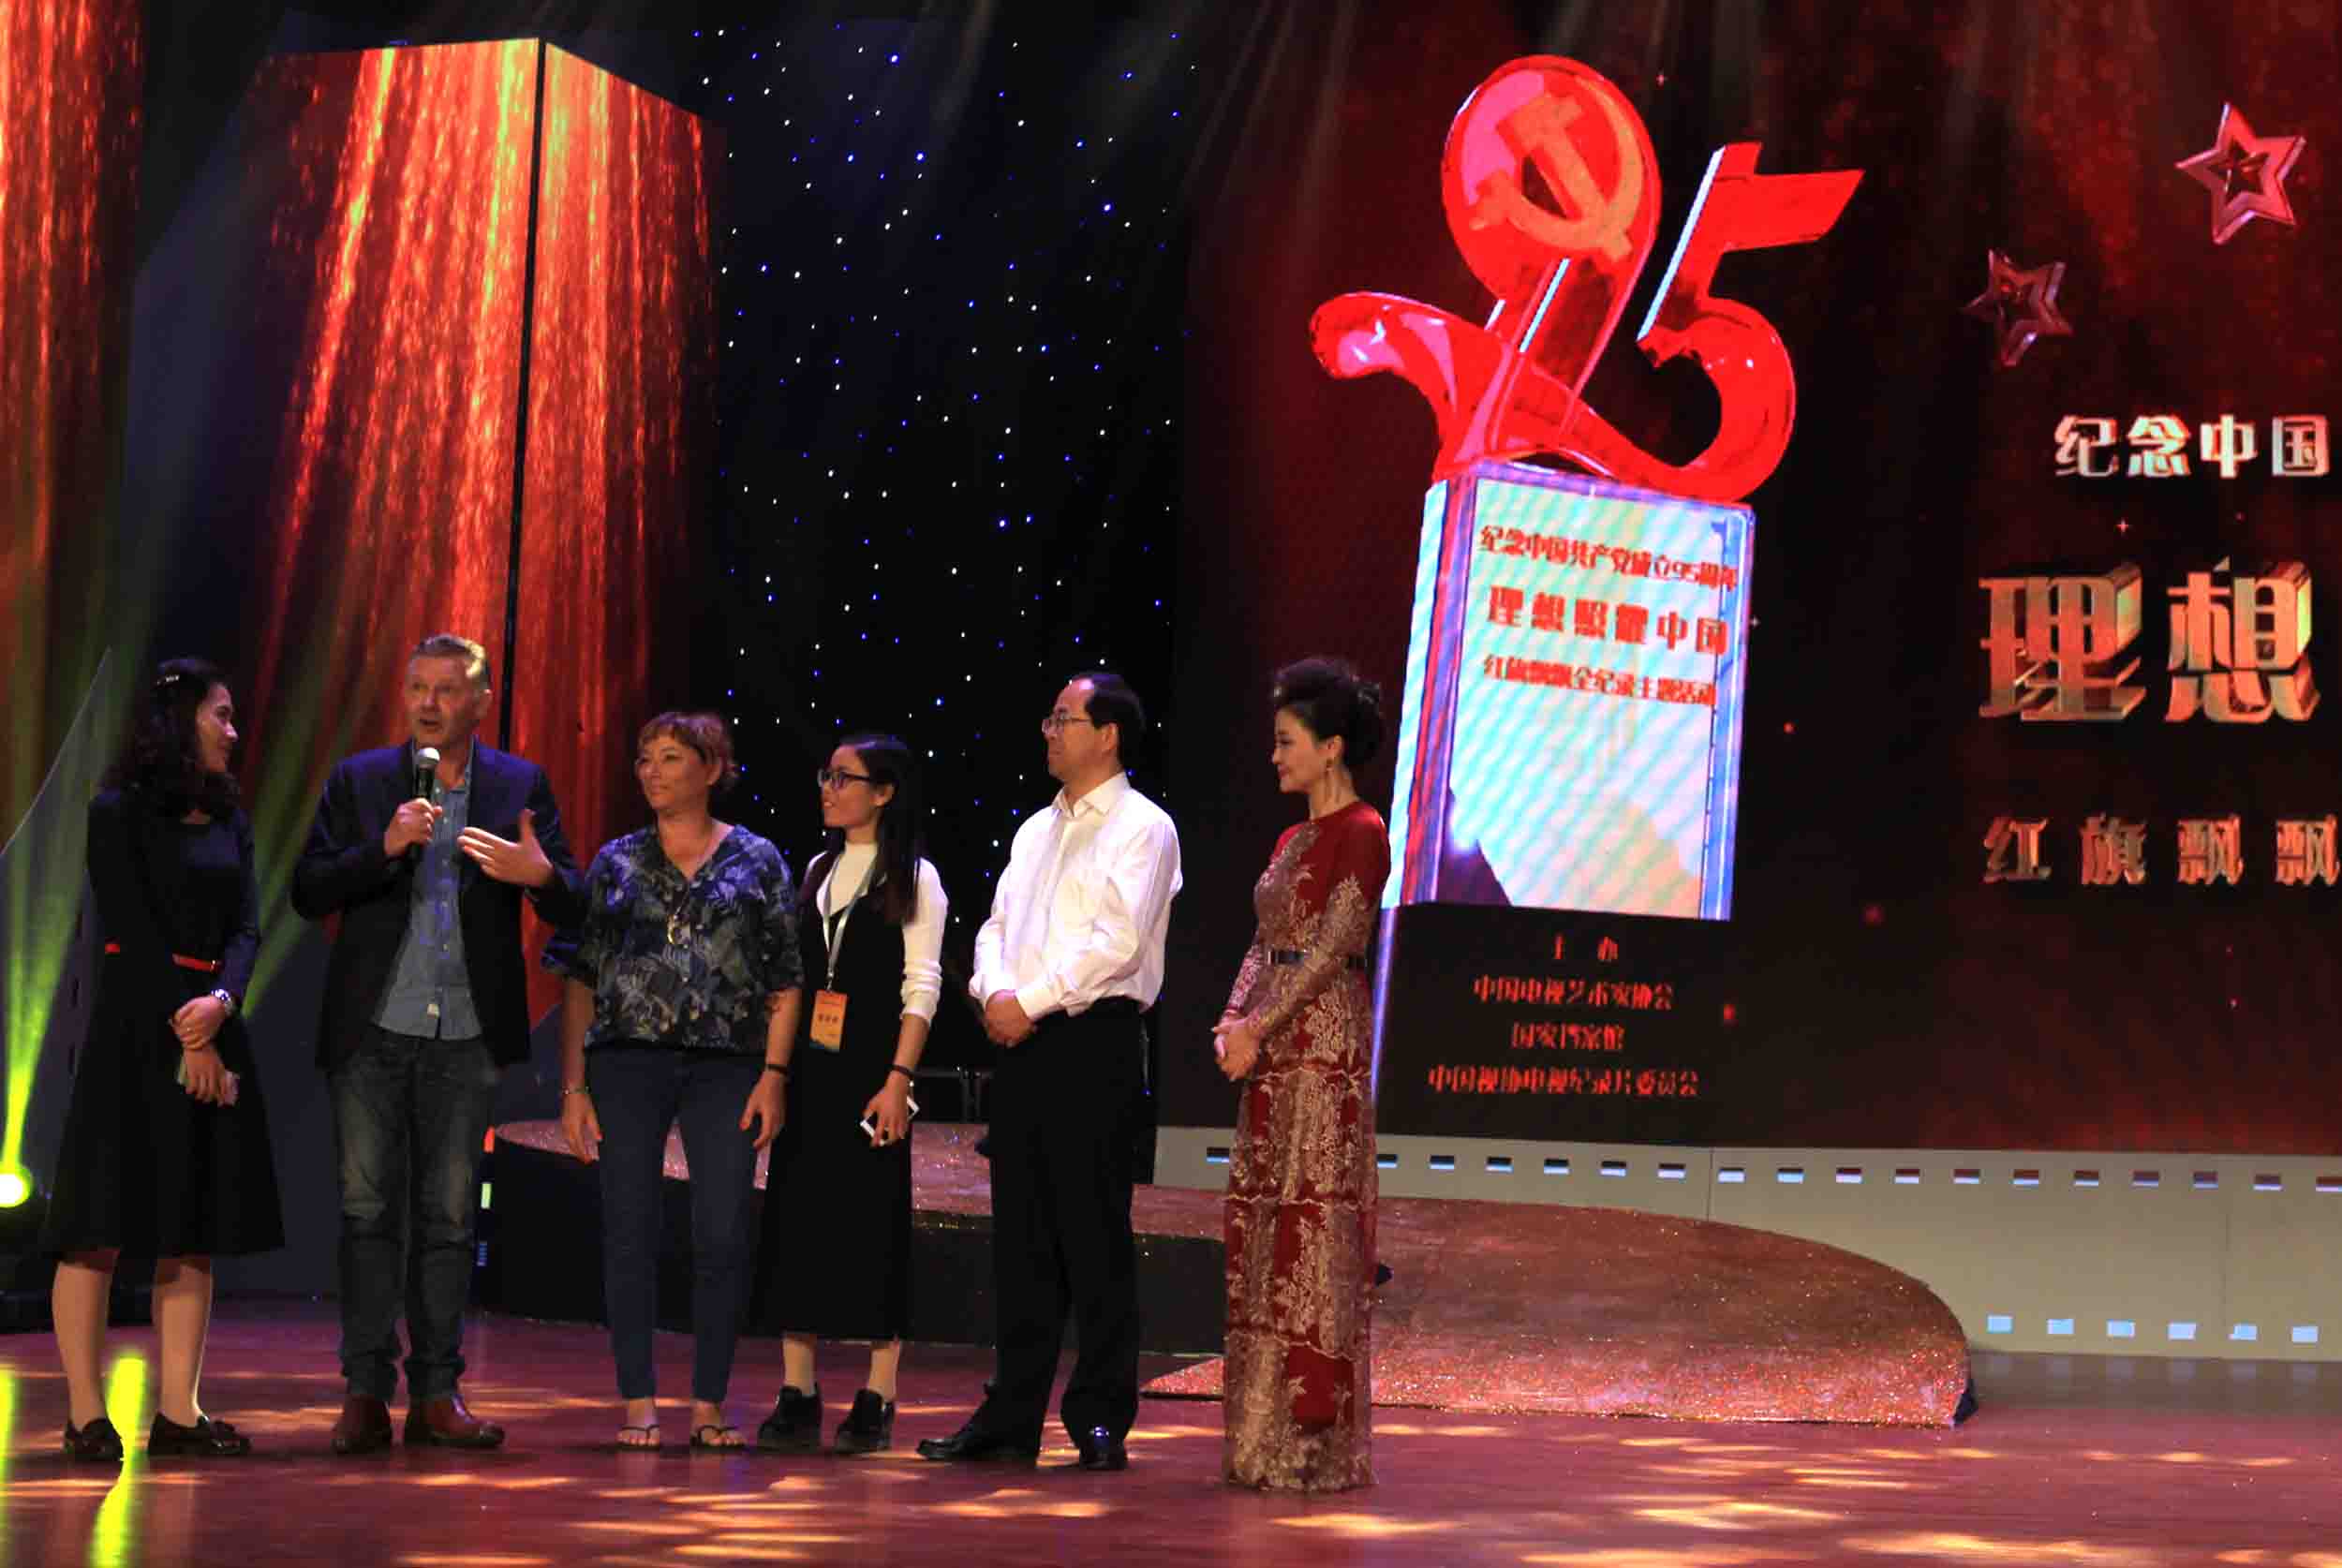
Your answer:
[821,850,881,990]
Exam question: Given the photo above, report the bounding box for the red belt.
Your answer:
[102,942,222,975]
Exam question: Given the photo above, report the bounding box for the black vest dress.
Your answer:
[754,853,914,1339]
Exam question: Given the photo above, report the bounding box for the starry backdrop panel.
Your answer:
[677,12,1201,1083]
[1177,0,2342,1154]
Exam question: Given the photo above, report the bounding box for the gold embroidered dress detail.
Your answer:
[1220,800,1388,1491]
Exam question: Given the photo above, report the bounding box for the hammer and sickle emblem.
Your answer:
[1467,87,1646,264]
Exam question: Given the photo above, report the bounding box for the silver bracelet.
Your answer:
[560,1084,590,1098]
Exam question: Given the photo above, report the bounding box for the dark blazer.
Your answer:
[291,740,586,1072]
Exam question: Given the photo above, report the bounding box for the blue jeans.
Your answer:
[329,1027,501,1402]
[588,1045,763,1403]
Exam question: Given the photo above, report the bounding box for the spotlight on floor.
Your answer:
[0,1169,46,1252]
[0,1168,57,1332]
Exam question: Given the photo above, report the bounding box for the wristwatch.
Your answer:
[209,987,236,1015]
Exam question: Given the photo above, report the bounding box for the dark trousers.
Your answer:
[329,1027,501,1402]
[980,1004,1146,1445]
[588,1045,763,1404]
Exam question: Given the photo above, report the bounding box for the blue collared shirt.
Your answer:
[375,771,482,1040]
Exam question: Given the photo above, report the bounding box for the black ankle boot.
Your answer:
[756,1383,823,1450]
[833,1389,896,1455]
[64,1416,124,1462]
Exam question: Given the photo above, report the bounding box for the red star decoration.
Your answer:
[1963,250,2071,368]
[2175,103,2305,245]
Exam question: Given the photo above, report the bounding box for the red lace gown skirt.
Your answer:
[1221,981,1377,1491]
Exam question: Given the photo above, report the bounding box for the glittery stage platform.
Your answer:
[1141,1195,1972,1427]
[491,1120,1969,1425]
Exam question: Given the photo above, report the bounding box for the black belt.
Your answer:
[1269,949,1367,970]
[104,942,221,974]
[1034,996,1145,1028]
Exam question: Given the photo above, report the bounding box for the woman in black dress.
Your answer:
[756,733,946,1455]
[43,658,285,1461]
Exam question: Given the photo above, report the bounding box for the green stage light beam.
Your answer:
[2,654,121,1192]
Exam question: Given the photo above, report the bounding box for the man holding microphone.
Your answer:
[292,634,585,1455]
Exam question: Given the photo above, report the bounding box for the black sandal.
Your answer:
[689,1423,743,1450]
[615,1423,661,1450]
[64,1417,124,1462]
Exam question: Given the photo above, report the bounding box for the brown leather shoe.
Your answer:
[403,1393,505,1449]
[330,1396,393,1456]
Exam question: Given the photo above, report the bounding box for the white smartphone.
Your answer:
[858,1093,921,1141]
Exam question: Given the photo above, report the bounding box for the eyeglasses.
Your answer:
[814,766,876,790]
[1040,712,1099,737]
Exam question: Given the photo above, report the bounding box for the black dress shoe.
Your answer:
[832,1389,895,1455]
[148,1413,252,1457]
[916,1419,1039,1463]
[1072,1425,1127,1472]
[63,1416,124,1462]
[756,1383,823,1451]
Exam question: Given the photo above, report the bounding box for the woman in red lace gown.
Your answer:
[1213,657,1390,1491]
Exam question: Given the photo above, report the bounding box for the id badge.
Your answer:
[809,989,849,1051]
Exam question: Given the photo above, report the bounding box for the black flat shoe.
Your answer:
[148,1413,252,1457]
[832,1389,895,1455]
[1072,1425,1128,1472]
[63,1417,124,1462]
[755,1383,823,1451]
[916,1419,1039,1464]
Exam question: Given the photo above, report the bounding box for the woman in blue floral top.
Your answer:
[555,712,804,1450]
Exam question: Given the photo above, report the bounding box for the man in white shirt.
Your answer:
[918,673,1182,1472]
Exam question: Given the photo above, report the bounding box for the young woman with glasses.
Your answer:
[755,732,948,1454]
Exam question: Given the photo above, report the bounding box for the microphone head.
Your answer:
[416,747,442,770]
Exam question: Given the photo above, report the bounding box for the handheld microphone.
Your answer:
[408,746,442,863]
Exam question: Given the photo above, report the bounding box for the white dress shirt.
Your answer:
[971,772,1182,1021]
[816,843,949,1022]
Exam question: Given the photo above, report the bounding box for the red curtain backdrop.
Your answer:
[0,0,142,847]
[233,40,539,988]
[508,46,715,1017]
[214,39,712,1013]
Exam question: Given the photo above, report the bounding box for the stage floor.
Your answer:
[2,1303,2339,1566]
[498,1120,1968,1424]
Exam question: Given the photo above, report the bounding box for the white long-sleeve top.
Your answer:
[816,843,948,1022]
[970,773,1182,1021]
